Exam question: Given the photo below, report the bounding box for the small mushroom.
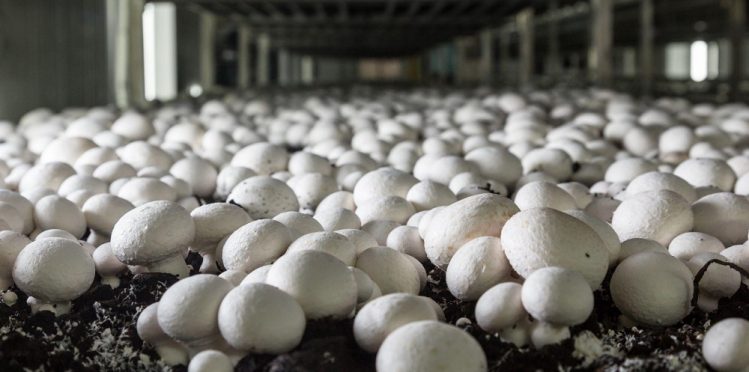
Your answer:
[356,247,421,295]
[618,238,668,262]
[188,350,233,372]
[92,243,128,288]
[227,176,299,219]
[273,211,324,238]
[218,283,305,354]
[446,237,511,301]
[513,181,577,211]
[12,237,95,315]
[386,225,426,262]
[668,232,725,261]
[34,195,87,238]
[353,293,438,353]
[692,192,749,245]
[475,282,526,335]
[702,318,749,372]
[0,231,31,289]
[221,219,292,273]
[686,253,741,312]
[191,203,251,273]
[137,302,188,366]
[376,320,487,372]
[611,190,693,246]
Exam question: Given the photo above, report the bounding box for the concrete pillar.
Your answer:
[108,0,146,109]
[517,8,535,87]
[301,55,315,85]
[199,12,216,92]
[639,0,654,97]
[730,0,746,100]
[480,30,494,84]
[256,33,271,87]
[590,0,613,87]
[237,25,252,90]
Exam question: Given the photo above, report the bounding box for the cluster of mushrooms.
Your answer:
[2,87,749,371]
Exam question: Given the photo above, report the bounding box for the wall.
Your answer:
[0,0,108,122]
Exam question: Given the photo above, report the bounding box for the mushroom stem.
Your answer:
[146,255,190,279]
[529,322,570,348]
[198,252,218,274]
[26,296,72,316]
[101,276,121,289]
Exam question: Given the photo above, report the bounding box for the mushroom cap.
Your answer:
[117,141,174,171]
[287,173,338,209]
[218,283,305,354]
[356,247,421,295]
[702,318,749,372]
[611,190,693,246]
[227,176,299,219]
[0,231,31,288]
[336,228,379,256]
[513,181,577,211]
[376,320,487,372]
[274,211,324,237]
[0,190,34,234]
[604,158,657,183]
[214,166,256,200]
[38,136,97,166]
[170,156,218,198]
[351,267,380,303]
[353,293,438,353]
[674,158,736,192]
[446,236,510,301]
[502,208,609,289]
[12,237,95,302]
[405,180,456,212]
[692,192,749,245]
[111,112,154,140]
[240,264,272,285]
[286,231,356,266]
[265,250,357,319]
[191,203,251,251]
[626,171,697,203]
[0,202,23,233]
[686,253,741,309]
[157,274,233,345]
[475,282,525,333]
[231,142,289,175]
[610,251,693,326]
[110,201,195,266]
[424,194,519,268]
[188,350,233,372]
[356,195,415,225]
[566,209,621,264]
[464,146,523,186]
[386,225,426,262]
[93,160,137,183]
[521,267,593,326]
[668,232,725,261]
[116,177,177,206]
[92,243,128,277]
[34,195,87,238]
[314,207,361,231]
[352,167,418,207]
[82,194,134,235]
[316,190,356,212]
[221,219,292,273]
[57,174,108,197]
[521,148,573,180]
[18,162,76,193]
[618,238,668,262]
[288,151,333,176]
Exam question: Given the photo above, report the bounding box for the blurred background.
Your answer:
[0,0,745,121]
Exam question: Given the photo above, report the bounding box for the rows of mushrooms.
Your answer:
[2,88,749,371]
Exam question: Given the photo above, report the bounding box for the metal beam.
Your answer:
[238,24,252,89]
[479,29,494,84]
[516,7,534,87]
[108,0,146,108]
[199,11,217,91]
[590,0,613,87]
[256,33,271,86]
[546,0,560,78]
[730,0,745,100]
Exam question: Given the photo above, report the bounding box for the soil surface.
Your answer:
[1,253,744,371]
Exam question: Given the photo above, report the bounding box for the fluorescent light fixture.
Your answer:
[690,40,708,82]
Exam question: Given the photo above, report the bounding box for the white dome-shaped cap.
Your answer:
[521,267,593,326]
[227,176,299,219]
[353,293,438,353]
[703,318,749,372]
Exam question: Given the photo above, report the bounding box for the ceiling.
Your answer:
[153,0,534,57]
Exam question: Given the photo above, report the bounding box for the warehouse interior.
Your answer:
[0,0,745,121]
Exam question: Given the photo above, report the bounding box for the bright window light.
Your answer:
[143,3,177,101]
[690,40,708,82]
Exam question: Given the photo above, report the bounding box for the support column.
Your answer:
[498,30,511,84]
[108,0,146,109]
[730,0,746,100]
[278,49,290,86]
[639,0,654,97]
[590,0,613,87]
[256,33,271,87]
[547,0,561,78]
[517,8,535,87]
[480,30,494,84]
[199,12,216,93]
[238,25,252,90]
[301,55,315,85]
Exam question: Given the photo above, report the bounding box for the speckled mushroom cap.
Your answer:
[464,146,523,186]
[376,320,487,372]
[501,208,609,289]
[221,219,292,273]
[157,274,233,345]
[611,190,693,246]
[702,318,749,372]
[12,237,95,302]
[691,192,749,245]
[353,293,438,353]
[227,176,299,219]
[566,209,621,264]
[610,251,693,326]
[423,193,519,268]
[266,249,357,319]
[218,283,306,354]
[110,201,195,266]
[190,203,251,252]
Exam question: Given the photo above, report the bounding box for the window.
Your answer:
[143,3,177,101]
[690,40,708,82]
[664,42,690,79]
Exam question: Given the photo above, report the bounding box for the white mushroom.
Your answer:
[475,282,526,334]
[353,293,438,353]
[265,250,357,319]
[702,318,749,372]
[191,203,251,273]
[218,283,305,354]
[692,192,749,245]
[376,320,487,372]
[0,231,31,289]
[686,253,741,312]
[386,225,426,262]
[227,176,299,219]
[93,243,128,288]
[446,237,510,301]
[188,350,233,372]
[356,247,421,295]
[137,303,189,366]
[34,195,87,238]
[12,237,95,315]
[221,219,292,273]
[668,232,725,261]
[286,231,357,266]
[513,181,577,211]
[611,190,693,246]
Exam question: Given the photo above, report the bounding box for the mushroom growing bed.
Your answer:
[1,87,749,371]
